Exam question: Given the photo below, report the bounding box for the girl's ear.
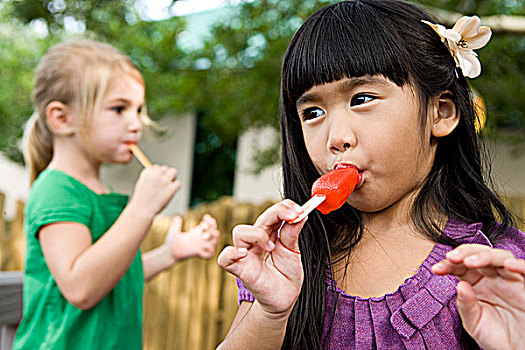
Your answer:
[431,92,459,137]
[45,101,75,136]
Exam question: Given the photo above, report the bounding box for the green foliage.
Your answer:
[417,0,525,16]
[0,3,50,162]
[10,0,139,37]
[474,35,525,135]
[195,0,338,136]
[0,0,523,176]
[202,0,525,150]
[415,0,525,142]
[190,115,236,206]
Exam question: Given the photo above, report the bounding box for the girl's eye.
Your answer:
[350,94,375,106]
[112,106,125,114]
[302,107,325,120]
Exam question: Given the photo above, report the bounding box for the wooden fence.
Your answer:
[140,197,275,350]
[0,193,274,349]
[1,192,525,349]
[0,192,25,272]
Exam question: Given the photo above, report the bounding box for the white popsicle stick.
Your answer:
[287,195,326,224]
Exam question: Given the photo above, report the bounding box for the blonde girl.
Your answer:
[13,39,219,349]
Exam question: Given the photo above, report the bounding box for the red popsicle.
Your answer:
[312,167,359,214]
[288,166,359,223]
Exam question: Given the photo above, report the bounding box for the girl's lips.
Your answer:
[334,162,364,188]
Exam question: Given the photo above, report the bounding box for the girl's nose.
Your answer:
[128,113,143,133]
[327,112,356,154]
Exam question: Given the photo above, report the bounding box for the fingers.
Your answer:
[197,215,220,258]
[168,216,183,234]
[139,165,181,194]
[202,214,217,228]
[444,244,492,263]
[158,165,178,182]
[199,214,220,241]
[432,258,467,276]
[432,244,522,282]
[252,200,304,253]
[278,217,307,254]
[169,179,182,195]
[159,166,181,193]
[145,165,181,191]
[217,246,248,275]
[234,200,303,252]
[199,243,218,259]
[504,258,525,274]
[232,225,275,252]
[142,164,178,181]
[460,247,520,280]
[455,280,482,332]
[164,216,182,246]
[254,200,303,231]
[162,165,178,182]
[458,246,514,267]
[218,199,305,276]
[133,164,182,215]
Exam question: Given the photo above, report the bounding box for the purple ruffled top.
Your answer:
[236,218,525,349]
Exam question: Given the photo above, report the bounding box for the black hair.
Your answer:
[279,0,514,348]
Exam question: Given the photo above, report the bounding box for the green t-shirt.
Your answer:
[13,169,144,350]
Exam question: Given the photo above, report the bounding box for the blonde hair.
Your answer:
[25,38,146,183]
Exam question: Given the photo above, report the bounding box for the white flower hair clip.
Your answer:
[422,16,492,78]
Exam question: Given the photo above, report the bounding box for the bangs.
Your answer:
[283,1,411,104]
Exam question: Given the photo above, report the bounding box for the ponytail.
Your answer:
[24,112,53,183]
[25,38,146,184]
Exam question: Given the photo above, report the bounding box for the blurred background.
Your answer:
[0,0,524,349]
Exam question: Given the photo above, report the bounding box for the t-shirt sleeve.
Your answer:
[236,277,255,305]
[494,226,525,259]
[26,175,92,238]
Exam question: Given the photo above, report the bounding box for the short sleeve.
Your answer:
[493,226,525,260]
[25,172,92,238]
[236,277,255,305]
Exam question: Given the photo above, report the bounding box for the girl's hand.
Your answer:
[217,200,306,316]
[432,244,525,350]
[130,165,182,216]
[165,214,220,261]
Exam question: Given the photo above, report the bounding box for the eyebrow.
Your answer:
[107,98,131,104]
[106,97,144,107]
[295,76,391,107]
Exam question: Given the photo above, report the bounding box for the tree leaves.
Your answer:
[0,0,523,169]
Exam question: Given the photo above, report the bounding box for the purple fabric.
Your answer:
[236,218,525,349]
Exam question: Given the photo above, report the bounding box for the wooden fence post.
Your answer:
[140,196,276,350]
[0,195,25,271]
[10,201,25,271]
[0,192,6,271]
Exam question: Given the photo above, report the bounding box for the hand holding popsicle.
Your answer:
[288,167,359,224]
[128,142,182,215]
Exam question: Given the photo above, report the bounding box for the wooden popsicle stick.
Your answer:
[287,195,326,224]
[129,143,152,167]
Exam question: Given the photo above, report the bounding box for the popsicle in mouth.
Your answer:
[129,143,152,168]
[288,167,359,224]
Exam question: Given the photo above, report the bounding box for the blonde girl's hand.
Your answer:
[164,214,220,261]
[432,244,525,350]
[130,165,182,216]
[217,200,306,316]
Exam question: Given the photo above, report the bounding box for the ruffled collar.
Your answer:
[325,218,491,345]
